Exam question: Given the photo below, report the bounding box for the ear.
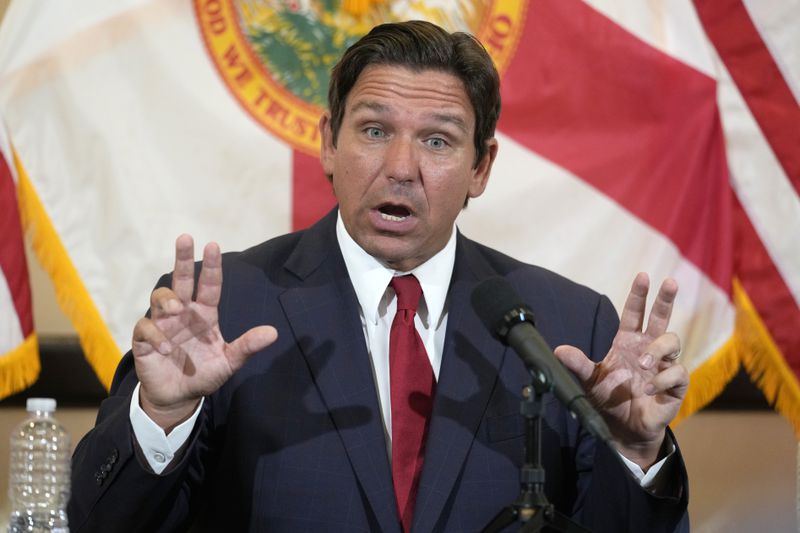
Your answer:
[467,137,499,199]
[319,112,336,175]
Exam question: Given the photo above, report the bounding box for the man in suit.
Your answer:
[69,21,689,532]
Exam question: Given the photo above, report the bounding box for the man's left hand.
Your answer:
[554,272,689,470]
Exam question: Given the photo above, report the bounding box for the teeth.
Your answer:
[380,212,407,222]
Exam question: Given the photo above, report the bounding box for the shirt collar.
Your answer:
[336,212,456,328]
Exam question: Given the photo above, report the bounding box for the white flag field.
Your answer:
[0,0,797,431]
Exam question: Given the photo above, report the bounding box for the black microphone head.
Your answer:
[470,277,535,340]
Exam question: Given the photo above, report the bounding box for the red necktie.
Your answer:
[390,275,436,533]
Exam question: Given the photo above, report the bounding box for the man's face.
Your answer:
[320,65,497,272]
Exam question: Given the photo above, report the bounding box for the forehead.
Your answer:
[344,64,474,125]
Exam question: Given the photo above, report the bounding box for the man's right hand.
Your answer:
[132,234,278,432]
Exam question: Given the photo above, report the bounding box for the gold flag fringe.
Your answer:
[733,279,800,438]
[0,334,40,399]
[676,278,800,437]
[14,150,121,391]
[673,337,740,426]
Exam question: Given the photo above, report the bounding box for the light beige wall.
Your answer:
[674,412,796,532]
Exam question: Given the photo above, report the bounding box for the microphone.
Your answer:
[470,277,613,444]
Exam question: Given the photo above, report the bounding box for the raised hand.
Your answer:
[132,234,278,431]
[554,273,688,469]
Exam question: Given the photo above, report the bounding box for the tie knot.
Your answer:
[391,275,422,313]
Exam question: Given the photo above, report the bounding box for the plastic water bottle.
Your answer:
[7,398,70,533]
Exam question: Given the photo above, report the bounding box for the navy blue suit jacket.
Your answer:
[69,209,688,532]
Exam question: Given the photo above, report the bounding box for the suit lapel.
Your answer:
[278,211,401,533]
[412,235,508,532]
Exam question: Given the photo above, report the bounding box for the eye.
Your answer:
[365,127,385,139]
[426,137,448,149]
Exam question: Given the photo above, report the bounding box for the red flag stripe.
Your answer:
[497,0,732,293]
[0,151,33,336]
[693,0,800,193]
[733,195,800,375]
[291,149,337,231]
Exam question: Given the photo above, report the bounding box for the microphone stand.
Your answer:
[482,376,590,533]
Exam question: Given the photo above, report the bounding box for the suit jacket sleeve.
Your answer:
[570,295,689,533]
[68,273,212,533]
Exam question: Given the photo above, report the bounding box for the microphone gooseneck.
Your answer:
[470,277,613,444]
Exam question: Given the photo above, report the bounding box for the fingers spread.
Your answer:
[196,242,222,307]
[644,364,689,398]
[173,234,196,303]
[554,345,595,383]
[618,272,650,333]
[132,317,172,356]
[226,326,279,369]
[644,278,678,338]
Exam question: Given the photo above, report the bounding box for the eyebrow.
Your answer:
[350,100,469,133]
[350,101,389,115]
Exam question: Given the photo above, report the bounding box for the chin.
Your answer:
[369,245,415,270]
[373,249,409,268]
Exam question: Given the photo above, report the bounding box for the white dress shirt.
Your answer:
[336,213,455,450]
[130,213,672,489]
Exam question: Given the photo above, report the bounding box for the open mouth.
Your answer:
[377,204,412,222]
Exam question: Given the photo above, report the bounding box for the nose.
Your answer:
[384,135,420,184]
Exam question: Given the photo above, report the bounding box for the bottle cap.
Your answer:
[26,397,57,413]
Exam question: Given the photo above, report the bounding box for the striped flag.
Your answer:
[0,120,39,398]
[0,0,796,430]
[459,0,800,428]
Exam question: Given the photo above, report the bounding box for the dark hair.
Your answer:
[328,20,501,167]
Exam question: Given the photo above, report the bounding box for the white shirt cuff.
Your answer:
[618,437,676,493]
[129,382,204,474]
